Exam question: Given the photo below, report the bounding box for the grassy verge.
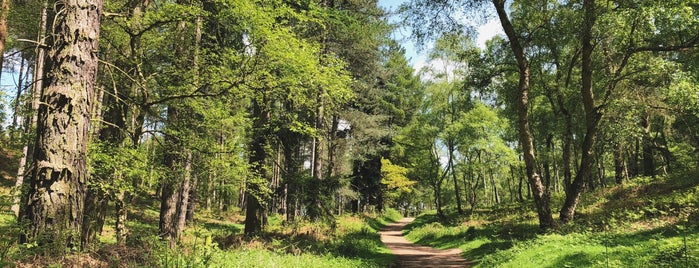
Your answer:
[0,198,402,267]
[154,208,401,267]
[403,174,699,267]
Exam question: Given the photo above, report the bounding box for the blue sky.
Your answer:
[377,0,503,70]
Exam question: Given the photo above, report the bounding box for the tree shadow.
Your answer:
[404,212,540,264]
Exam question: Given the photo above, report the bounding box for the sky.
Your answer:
[377,0,504,70]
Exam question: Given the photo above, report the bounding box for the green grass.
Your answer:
[0,179,401,268]
[154,209,400,268]
[403,173,699,267]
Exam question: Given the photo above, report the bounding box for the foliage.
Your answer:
[380,158,416,207]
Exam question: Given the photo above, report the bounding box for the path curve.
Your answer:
[379,218,470,267]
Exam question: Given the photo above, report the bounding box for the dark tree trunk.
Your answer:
[629,138,640,177]
[244,99,269,236]
[448,140,463,214]
[81,189,108,247]
[186,174,198,222]
[614,145,628,184]
[20,0,103,247]
[12,1,48,218]
[281,124,302,222]
[159,106,181,244]
[493,0,555,230]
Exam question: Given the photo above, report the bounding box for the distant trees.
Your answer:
[400,0,699,230]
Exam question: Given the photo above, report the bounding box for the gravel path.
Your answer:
[379,218,471,268]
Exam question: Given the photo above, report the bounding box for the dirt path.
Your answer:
[379,218,470,268]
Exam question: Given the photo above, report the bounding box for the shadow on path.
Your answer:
[380,218,471,268]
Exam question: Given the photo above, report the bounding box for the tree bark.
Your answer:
[492,0,555,230]
[175,150,193,239]
[19,0,103,247]
[159,106,181,246]
[0,0,9,81]
[244,98,269,236]
[560,0,599,223]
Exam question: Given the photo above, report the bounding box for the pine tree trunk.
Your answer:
[0,0,9,82]
[20,0,103,246]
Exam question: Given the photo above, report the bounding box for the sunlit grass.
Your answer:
[403,173,699,267]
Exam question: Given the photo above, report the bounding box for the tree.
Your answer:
[380,158,416,210]
[20,0,103,247]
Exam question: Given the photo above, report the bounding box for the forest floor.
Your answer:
[380,217,471,267]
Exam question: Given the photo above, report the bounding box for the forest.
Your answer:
[0,0,697,266]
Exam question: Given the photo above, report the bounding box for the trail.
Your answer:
[379,218,470,268]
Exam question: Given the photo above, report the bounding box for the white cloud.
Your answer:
[476,19,504,49]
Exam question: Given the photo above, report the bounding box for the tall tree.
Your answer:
[20,0,103,246]
[401,0,556,229]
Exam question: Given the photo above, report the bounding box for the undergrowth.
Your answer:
[403,173,699,267]
[0,188,402,268]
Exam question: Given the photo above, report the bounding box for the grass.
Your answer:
[403,173,699,267]
[0,200,401,267]
[153,209,401,268]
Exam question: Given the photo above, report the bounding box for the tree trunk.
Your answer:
[560,0,598,223]
[629,137,639,177]
[309,92,325,220]
[81,188,108,247]
[0,0,9,82]
[19,0,103,247]
[614,145,628,184]
[159,112,181,245]
[11,57,26,133]
[175,151,193,239]
[115,190,126,244]
[448,140,463,213]
[282,125,301,222]
[489,165,500,204]
[641,112,655,176]
[244,99,269,236]
[186,174,198,222]
[493,0,555,230]
[12,1,48,218]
